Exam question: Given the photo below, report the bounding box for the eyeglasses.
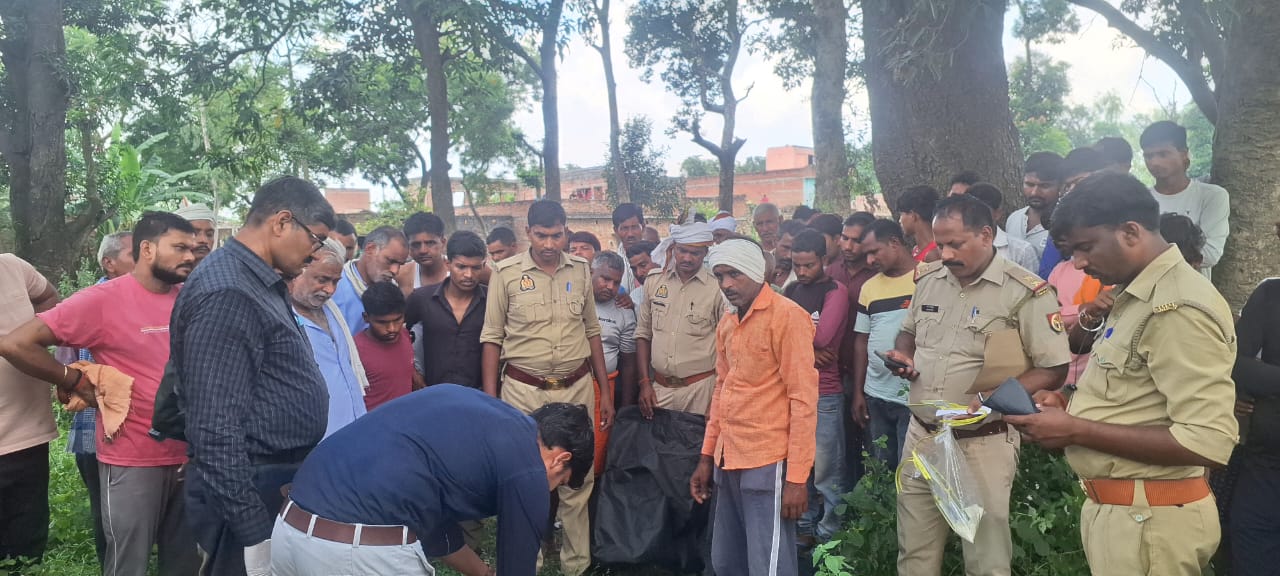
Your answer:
[289,213,325,248]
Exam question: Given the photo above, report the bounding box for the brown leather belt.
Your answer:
[1080,476,1210,507]
[914,416,1009,439]
[505,361,591,391]
[654,370,715,389]
[280,499,418,546]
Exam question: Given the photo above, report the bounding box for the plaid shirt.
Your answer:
[171,238,328,546]
[66,346,97,455]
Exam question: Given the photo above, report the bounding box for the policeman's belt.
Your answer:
[654,370,715,389]
[505,361,591,391]
[280,498,418,546]
[914,415,1008,439]
[1080,476,1209,507]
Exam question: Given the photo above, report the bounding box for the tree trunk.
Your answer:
[596,0,631,204]
[715,0,744,213]
[0,0,99,281]
[811,0,849,213]
[860,0,1023,213]
[1208,0,1280,310]
[401,0,458,231]
[539,0,566,201]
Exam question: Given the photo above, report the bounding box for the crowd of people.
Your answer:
[0,118,1271,576]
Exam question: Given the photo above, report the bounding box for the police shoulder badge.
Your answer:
[655,284,669,298]
[1047,311,1065,333]
[519,273,535,292]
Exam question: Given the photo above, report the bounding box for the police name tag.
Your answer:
[921,305,940,313]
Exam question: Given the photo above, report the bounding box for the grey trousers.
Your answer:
[711,460,797,576]
[100,463,200,576]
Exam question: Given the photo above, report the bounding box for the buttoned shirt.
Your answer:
[635,266,726,379]
[295,306,367,439]
[172,238,328,546]
[701,287,818,484]
[407,281,487,388]
[1066,246,1238,479]
[1006,206,1049,259]
[900,254,1070,409]
[480,250,601,377]
[596,298,636,374]
[995,227,1041,273]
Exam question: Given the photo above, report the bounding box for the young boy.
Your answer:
[356,281,425,411]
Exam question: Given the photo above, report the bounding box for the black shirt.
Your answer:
[1233,278,1280,461]
[406,279,487,388]
[171,238,329,545]
[290,385,548,573]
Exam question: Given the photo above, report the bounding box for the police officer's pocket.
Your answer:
[915,315,943,346]
[684,311,713,336]
[511,294,549,323]
[566,295,585,317]
[1091,339,1133,402]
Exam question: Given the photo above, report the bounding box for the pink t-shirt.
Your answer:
[354,329,416,411]
[1047,261,1090,387]
[39,274,187,467]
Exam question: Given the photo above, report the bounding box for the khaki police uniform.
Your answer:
[634,266,726,415]
[1066,246,1238,576]
[479,249,600,576]
[898,255,1070,575]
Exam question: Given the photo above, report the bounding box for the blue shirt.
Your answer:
[290,385,549,574]
[295,306,367,438]
[332,273,368,335]
[1038,241,1063,280]
[172,237,329,546]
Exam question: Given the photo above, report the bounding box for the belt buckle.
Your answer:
[543,376,561,389]
[667,375,685,387]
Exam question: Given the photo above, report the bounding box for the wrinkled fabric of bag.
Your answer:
[593,406,710,572]
[910,424,986,543]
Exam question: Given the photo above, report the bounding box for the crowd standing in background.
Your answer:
[0,120,1272,576]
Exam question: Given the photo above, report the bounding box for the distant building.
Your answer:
[324,188,372,215]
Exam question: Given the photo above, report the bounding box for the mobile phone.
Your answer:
[875,350,909,371]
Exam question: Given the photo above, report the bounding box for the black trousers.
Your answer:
[0,443,50,564]
[185,462,301,576]
[74,452,107,567]
[1230,454,1280,576]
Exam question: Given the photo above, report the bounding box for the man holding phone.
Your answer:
[883,195,1069,575]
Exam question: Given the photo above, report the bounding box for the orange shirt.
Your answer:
[701,287,818,484]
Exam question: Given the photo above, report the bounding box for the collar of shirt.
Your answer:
[225,238,288,291]
[994,228,1009,248]
[517,249,573,273]
[1121,246,1184,303]
[430,278,487,313]
[661,265,712,285]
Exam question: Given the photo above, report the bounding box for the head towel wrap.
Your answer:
[707,238,767,284]
[174,203,216,223]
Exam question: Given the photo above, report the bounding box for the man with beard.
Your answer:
[636,222,726,418]
[589,251,636,462]
[334,225,409,334]
[176,202,218,266]
[1007,173,1237,576]
[692,238,817,576]
[771,219,807,289]
[1006,151,1064,260]
[289,238,367,439]
[480,200,613,576]
[752,203,782,252]
[397,212,449,296]
[407,230,489,389]
[0,211,201,575]
[1141,120,1229,279]
[884,195,1069,575]
[783,230,849,545]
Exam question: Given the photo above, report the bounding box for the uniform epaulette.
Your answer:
[566,253,589,265]
[914,260,944,282]
[645,268,665,279]
[495,257,523,271]
[1007,269,1051,296]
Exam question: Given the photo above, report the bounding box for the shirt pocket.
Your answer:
[684,310,714,337]
[1089,337,1134,402]
[561,294,586,319]
[510,293,549,324]
[914,315,944,349]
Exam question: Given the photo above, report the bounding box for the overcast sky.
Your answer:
[351,2,1193,203]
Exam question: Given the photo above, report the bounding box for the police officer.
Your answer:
[1006,173,1237,576]
[480,199,613,576]
[635,222,726,418]
[884,194,1070,575]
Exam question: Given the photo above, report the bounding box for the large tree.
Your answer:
[1066,0,1280,308]
[860,0,1024,211]
[627,0,753,213]
[578,0,630,203]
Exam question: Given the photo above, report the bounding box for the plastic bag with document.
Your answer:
[900,419,987,543]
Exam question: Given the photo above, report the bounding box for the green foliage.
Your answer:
[735,156,766,174]
[819,441,1089,576]
[606,116,683,217]
[98,129,211,232]
[1009,52,1073,155]
[680,156,719,178]
[1013,0,1080,45]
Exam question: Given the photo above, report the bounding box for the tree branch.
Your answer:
[1177,0,1226,84]
[698,83,725,115]
[1068,0,1218,123]
[736,82,755,104]
[491,31,542,75]
[689,118,724,156]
